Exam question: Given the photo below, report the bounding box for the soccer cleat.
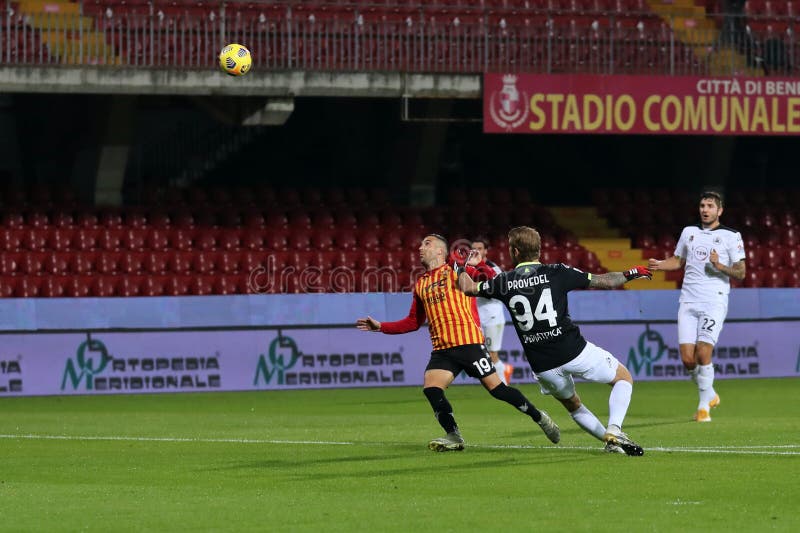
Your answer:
[428,431,465,452]
[603,426,644,456]
[694,408,711,422]
[604,441,626,454]
[537,410,561,444]
[709,394,721,409]
[504,363,514,384]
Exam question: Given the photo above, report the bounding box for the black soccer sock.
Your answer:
[489,383,542,423]
[423,387,458,434]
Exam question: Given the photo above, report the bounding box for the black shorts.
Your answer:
[426,344,496,380]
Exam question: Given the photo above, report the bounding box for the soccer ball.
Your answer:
[219,43,252,76]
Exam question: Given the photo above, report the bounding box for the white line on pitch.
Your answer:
[1,434,798,455]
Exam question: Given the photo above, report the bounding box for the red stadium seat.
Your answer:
[784,247,800,268]
[761,248,784,269]
[146,228,170,250]
[49,228,75,251]
[94,251,119,274]
[216,275,245,295]
[164,275,191,296]
[168,251,193,274]
[20,252,46,275]
[65,276,92,297]
[193,251,218,274]
[70,252,96,274]
[40,276,67,297]
[312,230,336,251]
[148,210,171,228]
[74,228,99,251]
[118,276,144,297]
[15,277,41,297]
[217,229,241,250]
[762,269,785,288]
[746,247,763,269]
[122,251,149,274]
[0,276,16,297]
[143,251,170,274]
[241,229,265,250]
[168,228,194,251]
[218,251,242,274]
[21,229,48,251]
[0,252,20,275]
[358,232,381,251]
[44,252,71,275]
[380,230,403,250]
[194,229,217,251]
[742,269,763,288]
[26,211,49,228]
[264,230,288,251]
[93,276,118,297]
[190,275,217,295]
[334,229,358,250]
[287,230,312,251]
[784,270,800,288]
[141,276,167,297]
[0,228,23,251]
[242,210,266,228]
[98,229,124,251]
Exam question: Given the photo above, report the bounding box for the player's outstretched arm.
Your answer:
[589,266,652,289]
[648,255,684,271]
[457,271,480,296]
[356,316,381,331]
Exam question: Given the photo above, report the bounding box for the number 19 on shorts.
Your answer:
[472,349,493,376]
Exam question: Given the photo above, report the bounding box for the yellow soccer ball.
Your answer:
[219,43,252,76]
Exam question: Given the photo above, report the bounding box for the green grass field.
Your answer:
[1,378,798,532]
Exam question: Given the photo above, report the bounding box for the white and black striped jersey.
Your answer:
[477,261,591,372]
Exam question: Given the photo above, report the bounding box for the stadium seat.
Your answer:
[0,276,16,297]
[118,276,144,297]
[15,277,41,297]
[164,275,192,296]
[70,252,96,274]
[169,228,195,251]
[44,252,71,275]
[216,229,241,250]
[168,251,193,274]
[190,275,217,295]
[146,228,170,250]
[218,251,242,274]
[144,251,170,274]
[65,276,92,297]
[141,276,167,297]
[746,247,763,269]
[193,251,218,274]
[20,252,46,275]
[121,251,150,274]
[742,269,764,288]
[40,276,67,298]
[93,276,118,297]
[761,248,784,269]
[49,228,75,251]
[762,269,785,288]
[783,248,799,268]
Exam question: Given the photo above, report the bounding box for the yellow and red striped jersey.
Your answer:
[380,264,484,351]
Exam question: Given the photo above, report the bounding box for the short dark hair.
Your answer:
[471,236,490,248]
[426,233,448,248]
[700,190,723,208]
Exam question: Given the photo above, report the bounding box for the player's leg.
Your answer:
[470,346,560,443]
[536,367,606,443]
[423,355,463,451]
[678,302,700,374]
[694,303,726,421]
[562,342,643,456]
[483,323,510,384]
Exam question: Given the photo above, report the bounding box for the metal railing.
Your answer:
[1,1,797,76]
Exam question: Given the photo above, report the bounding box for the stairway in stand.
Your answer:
[646,0,762,76]
[548,207,676,290]
[17,0,118,64]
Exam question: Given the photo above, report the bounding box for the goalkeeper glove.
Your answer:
[623,266,652,281]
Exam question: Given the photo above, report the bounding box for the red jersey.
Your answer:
[380,262,496,351]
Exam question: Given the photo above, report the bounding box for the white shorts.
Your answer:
[482,323,504,352]
[534,341,620,400]
[678,301,728,346]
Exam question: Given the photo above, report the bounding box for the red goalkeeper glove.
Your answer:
[623,266,652,281]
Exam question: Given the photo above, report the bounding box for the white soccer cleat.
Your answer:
[537,410,561,444]
[428,431,465,452]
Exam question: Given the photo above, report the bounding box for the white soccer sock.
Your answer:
[696,363,716,409]
[688,366,698,384]
[570,404,607,441]
[607,380,633,429]
[493,361,506,385]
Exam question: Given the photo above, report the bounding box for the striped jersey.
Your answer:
[380,263,484,351]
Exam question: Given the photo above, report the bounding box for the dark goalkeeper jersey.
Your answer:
[477,261,591,373]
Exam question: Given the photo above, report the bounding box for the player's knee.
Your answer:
[615,364,634,384]
[561,395,581,412]
[423,386,445,403]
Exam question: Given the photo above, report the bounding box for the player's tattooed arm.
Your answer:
[588,272,627,289]
[712,257,746,281]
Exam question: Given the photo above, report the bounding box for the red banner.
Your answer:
[483,74,800,135]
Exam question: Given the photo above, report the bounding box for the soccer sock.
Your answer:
[570,404,607,441]
[489,383,542,422]
[493,360,507,384]
[423,387,458,434]
[607,381,633,429]
[696,363,716,408]
[687,366,698,384]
